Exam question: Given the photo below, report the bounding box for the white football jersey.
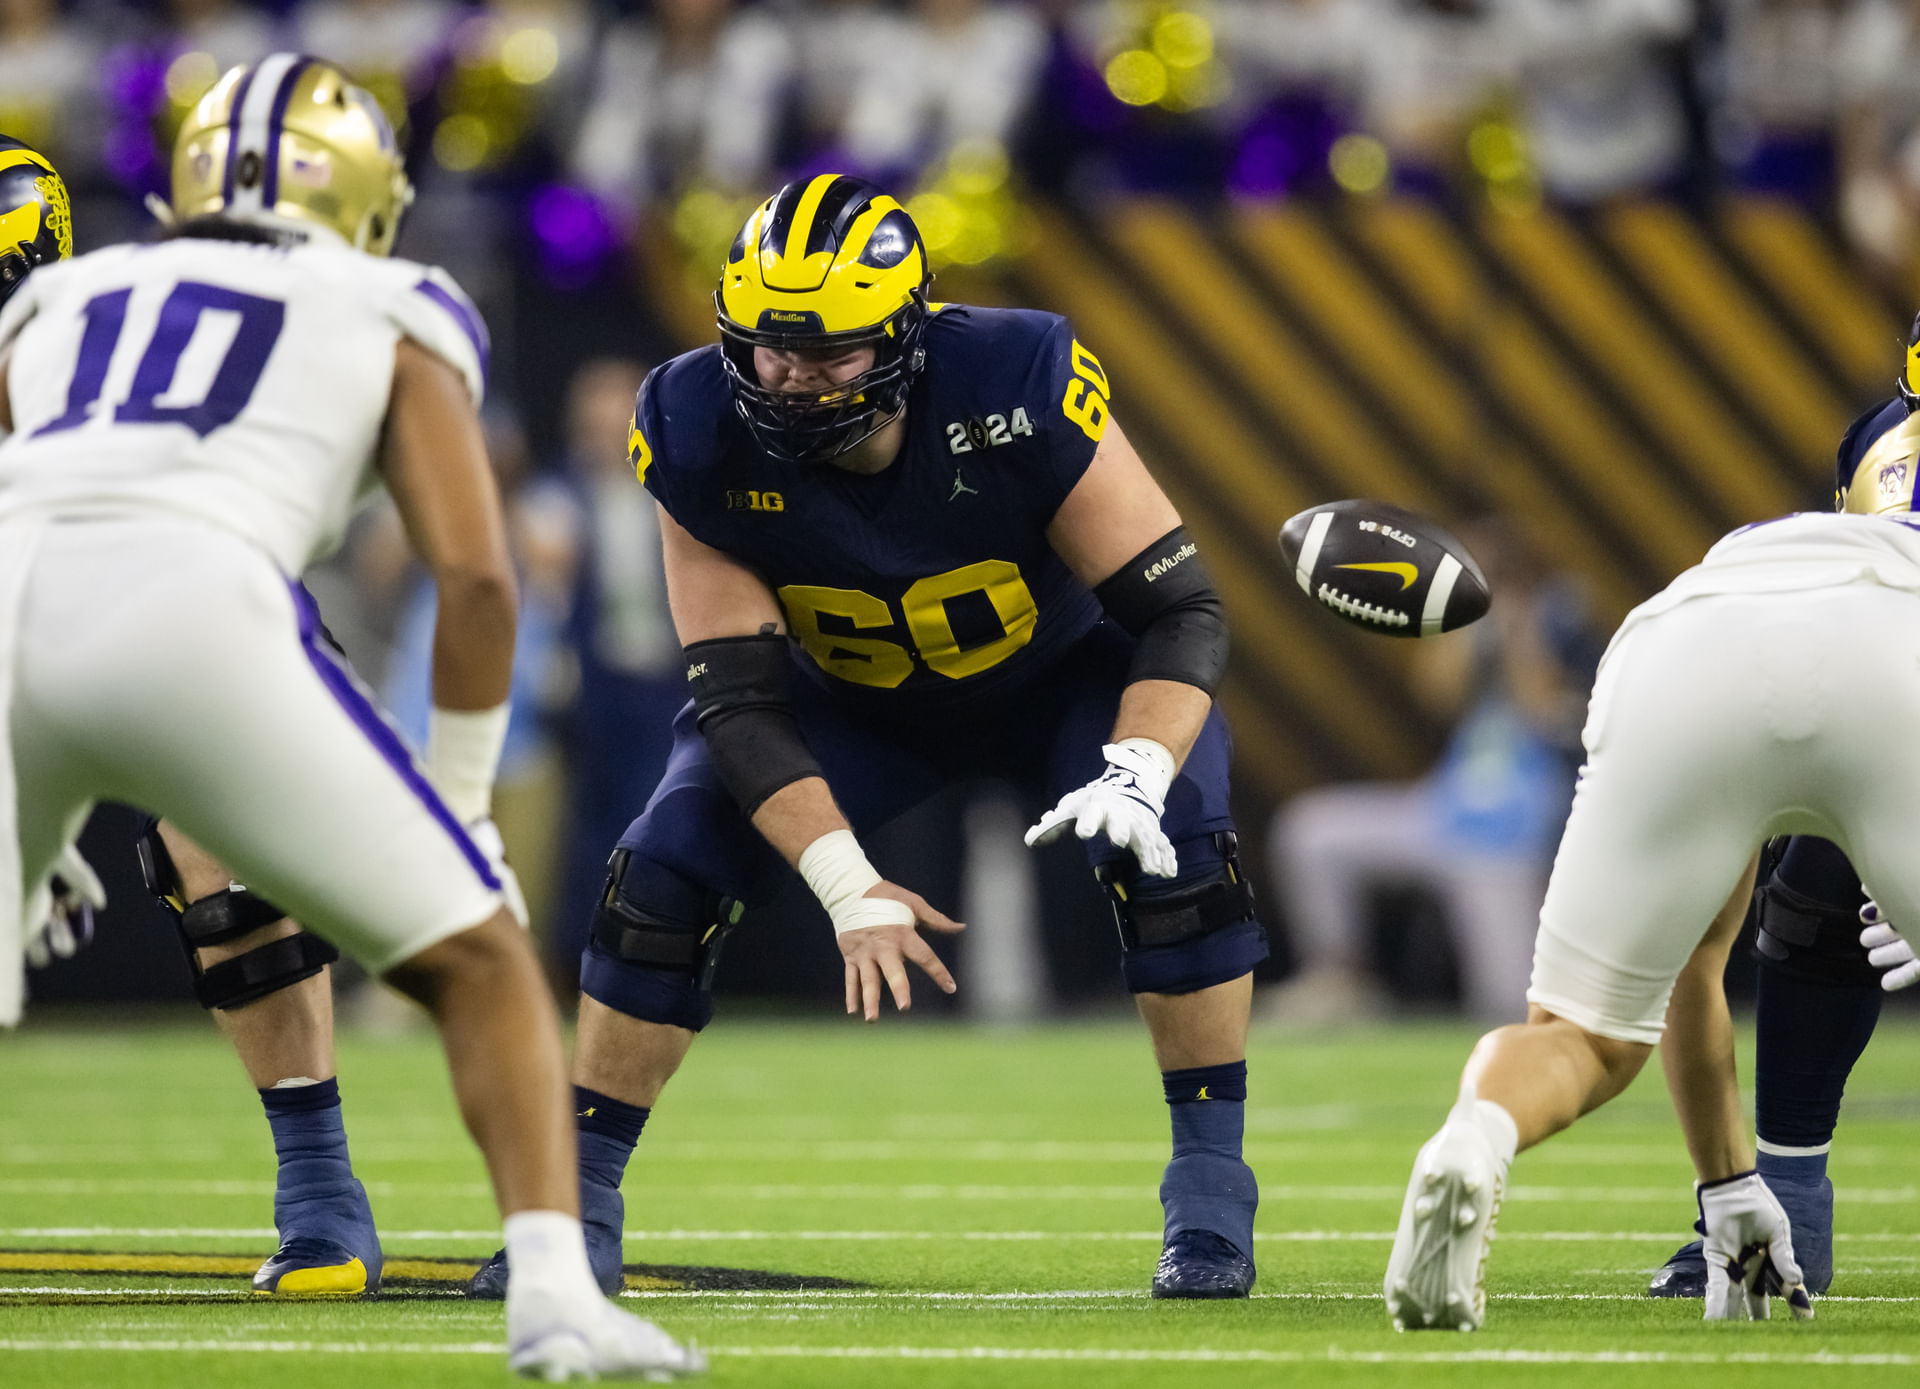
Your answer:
[1624,510,1920,631]
[0,233,486,573]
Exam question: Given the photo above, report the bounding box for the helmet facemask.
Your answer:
[716,291,928,466]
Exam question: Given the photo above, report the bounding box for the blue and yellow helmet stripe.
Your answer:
[720,173,929,342]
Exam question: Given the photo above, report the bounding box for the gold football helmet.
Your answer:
[0,137,71,308]
[1843,411,1920,517]
[716,174,932,465]
[171,54,413,255]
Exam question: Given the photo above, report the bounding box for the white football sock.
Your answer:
[1450,1086,1519,1170]
[504,1210,600,1298]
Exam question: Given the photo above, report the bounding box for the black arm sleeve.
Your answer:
[1092,526,1229,696]
[683,634,823,816]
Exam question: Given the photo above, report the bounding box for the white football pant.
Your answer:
[1530,581,1920,1044]
[5,516,502,977]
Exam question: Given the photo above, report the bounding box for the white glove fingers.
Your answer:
[1025,806,1073,848]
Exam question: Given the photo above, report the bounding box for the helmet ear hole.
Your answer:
[368,212,385,244]
[236,151,262,189]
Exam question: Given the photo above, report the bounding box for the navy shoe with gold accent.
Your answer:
[253,1236,375,1296]
[1151,1229,1255,1299]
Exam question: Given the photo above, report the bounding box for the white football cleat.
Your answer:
[508,1287,706,1382]
[1383,1118,1506,1332]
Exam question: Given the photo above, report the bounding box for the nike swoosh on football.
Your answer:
[1332,561,1419,591]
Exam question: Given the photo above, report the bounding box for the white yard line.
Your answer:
[1,1177,1910,1204]
[4,1226,1919,1244]
[0,1339,1915,1366]
[8,1284,1920,1307]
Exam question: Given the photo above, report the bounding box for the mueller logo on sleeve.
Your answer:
[1143,542,1198,582]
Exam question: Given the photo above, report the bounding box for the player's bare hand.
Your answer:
[837,883,963,1023]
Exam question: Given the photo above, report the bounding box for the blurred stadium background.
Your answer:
[12,0,1920,1023]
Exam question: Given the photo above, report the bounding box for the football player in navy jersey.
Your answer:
[1644,332,1920,1301]
[471,174,1269,1300]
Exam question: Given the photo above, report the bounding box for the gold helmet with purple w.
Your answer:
[716,174,932,465]
[0,137,71,309]
[170,53,413,254]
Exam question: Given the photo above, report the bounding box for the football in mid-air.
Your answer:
[1278,500,1490,638]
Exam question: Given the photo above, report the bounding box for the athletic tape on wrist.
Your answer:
[427,702,510,825]
[797,829,914,936]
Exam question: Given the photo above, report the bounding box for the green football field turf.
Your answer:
[2,1013,1917,1387]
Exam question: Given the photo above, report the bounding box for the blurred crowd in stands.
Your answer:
[13,0,1920,285]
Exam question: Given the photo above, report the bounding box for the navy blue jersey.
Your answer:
[1835,397,1907,502]
[633,305,1113,719]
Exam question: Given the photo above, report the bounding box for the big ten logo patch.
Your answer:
[726,489,786,512]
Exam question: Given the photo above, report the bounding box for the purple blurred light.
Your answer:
[528,183,620,284]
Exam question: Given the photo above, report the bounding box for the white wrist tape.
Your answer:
[797,829,915,936]
[427,702,510,825]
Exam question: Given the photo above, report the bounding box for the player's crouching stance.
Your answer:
[1368,492,1920,1330]
[470,175,1268,1302]
[0,57,700,1378]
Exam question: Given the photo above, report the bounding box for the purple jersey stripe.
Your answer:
[259,55,315,208]
[220,66,259,203]
[288,580,502,892]
[412,278,490,382]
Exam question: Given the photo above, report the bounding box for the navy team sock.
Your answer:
[1159,1062,1257,1255]
[260,1078,378,1265]
[574,1085,649,1292]
[1753,963,1881,1160]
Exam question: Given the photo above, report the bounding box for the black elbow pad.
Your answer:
[1093,526,1229,696]
[684,634,823,814]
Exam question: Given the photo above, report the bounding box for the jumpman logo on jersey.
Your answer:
[948,470,979,502]
[578,1106,597,1119]
[1195,1087,1210,1101]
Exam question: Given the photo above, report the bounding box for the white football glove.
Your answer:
[1025,739,1179,879]
[1699,1170,1814,1322]
[466,818,529,928]
[24,844,106,969]
[1858,900,1920,992]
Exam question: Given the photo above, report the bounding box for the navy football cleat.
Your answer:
[1151,1229,1255,1299]
[1648,1239,1707,1299]
[466,1248,510,1300]
[465,1245,625,1299]
[253,1236,377,1296]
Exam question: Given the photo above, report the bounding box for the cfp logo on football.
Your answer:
[1356,519,1418,548]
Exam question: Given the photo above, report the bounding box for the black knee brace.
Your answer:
[136,823,338,1011]
[580,849,743,1031]
[1752,873,1879,990]
[1098,831,1268,995]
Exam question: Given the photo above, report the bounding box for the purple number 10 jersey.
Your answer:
[0,234,487,574]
